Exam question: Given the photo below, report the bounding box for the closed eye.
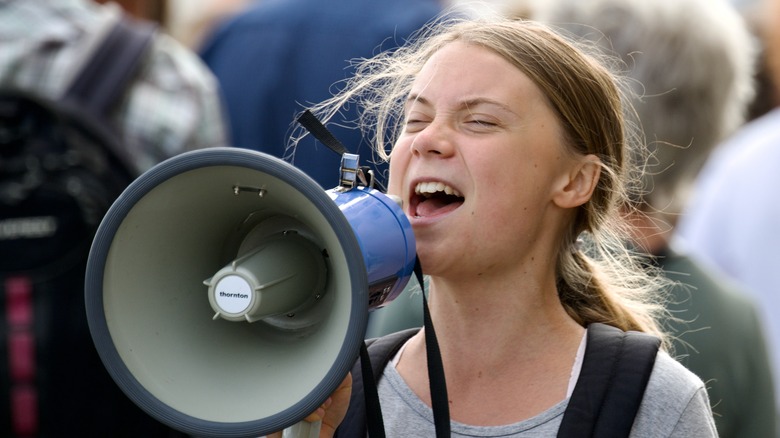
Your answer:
[464,118,500,132]
[404,117,430,133]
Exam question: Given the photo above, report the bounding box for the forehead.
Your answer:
[409,41,554,118]
[416,42,514,86]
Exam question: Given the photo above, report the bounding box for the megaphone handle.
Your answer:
[282,420,321,438]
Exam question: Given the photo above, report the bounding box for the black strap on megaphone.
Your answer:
[359,258,450,438]
[297,110,348,156]
[296,110,384,192]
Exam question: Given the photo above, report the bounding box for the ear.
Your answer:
[552,154,601,209]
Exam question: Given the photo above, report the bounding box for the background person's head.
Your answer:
[535,0,756,233]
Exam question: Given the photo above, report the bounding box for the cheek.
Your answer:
[387,143,411,195]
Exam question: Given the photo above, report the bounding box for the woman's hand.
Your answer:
[267,373,353,438]
[310,372,353,437]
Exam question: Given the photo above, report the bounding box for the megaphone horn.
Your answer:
[85,147,415,437]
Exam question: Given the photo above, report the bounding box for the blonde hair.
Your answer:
[296,16,671,344]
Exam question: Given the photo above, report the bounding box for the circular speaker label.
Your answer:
[214,274,253,314]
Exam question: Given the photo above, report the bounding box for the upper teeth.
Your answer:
[415,182,462,197]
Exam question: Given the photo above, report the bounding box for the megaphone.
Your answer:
[84,147,416,437]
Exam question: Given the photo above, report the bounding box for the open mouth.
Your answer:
[411,181,464,218]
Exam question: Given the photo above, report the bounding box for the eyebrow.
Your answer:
[406,93,517,116]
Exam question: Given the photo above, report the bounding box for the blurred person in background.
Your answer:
[0,0,227,435]
[2,0,228,172]
[676,0,780,416]
[198,0,444,189]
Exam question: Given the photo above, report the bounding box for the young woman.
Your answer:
[289,16,718,437]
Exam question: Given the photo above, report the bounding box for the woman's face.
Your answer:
[388,41,586,278]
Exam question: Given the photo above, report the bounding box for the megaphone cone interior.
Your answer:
[85,148,385,437]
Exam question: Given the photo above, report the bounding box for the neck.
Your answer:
[425,268,582,366]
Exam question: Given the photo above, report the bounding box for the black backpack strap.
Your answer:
[336,328,420,438]
[558,323,661,438]
[61,13,157,116]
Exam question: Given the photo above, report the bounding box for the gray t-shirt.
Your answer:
[378,349,718,437]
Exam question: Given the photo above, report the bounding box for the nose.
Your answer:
[410,120,456,158]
